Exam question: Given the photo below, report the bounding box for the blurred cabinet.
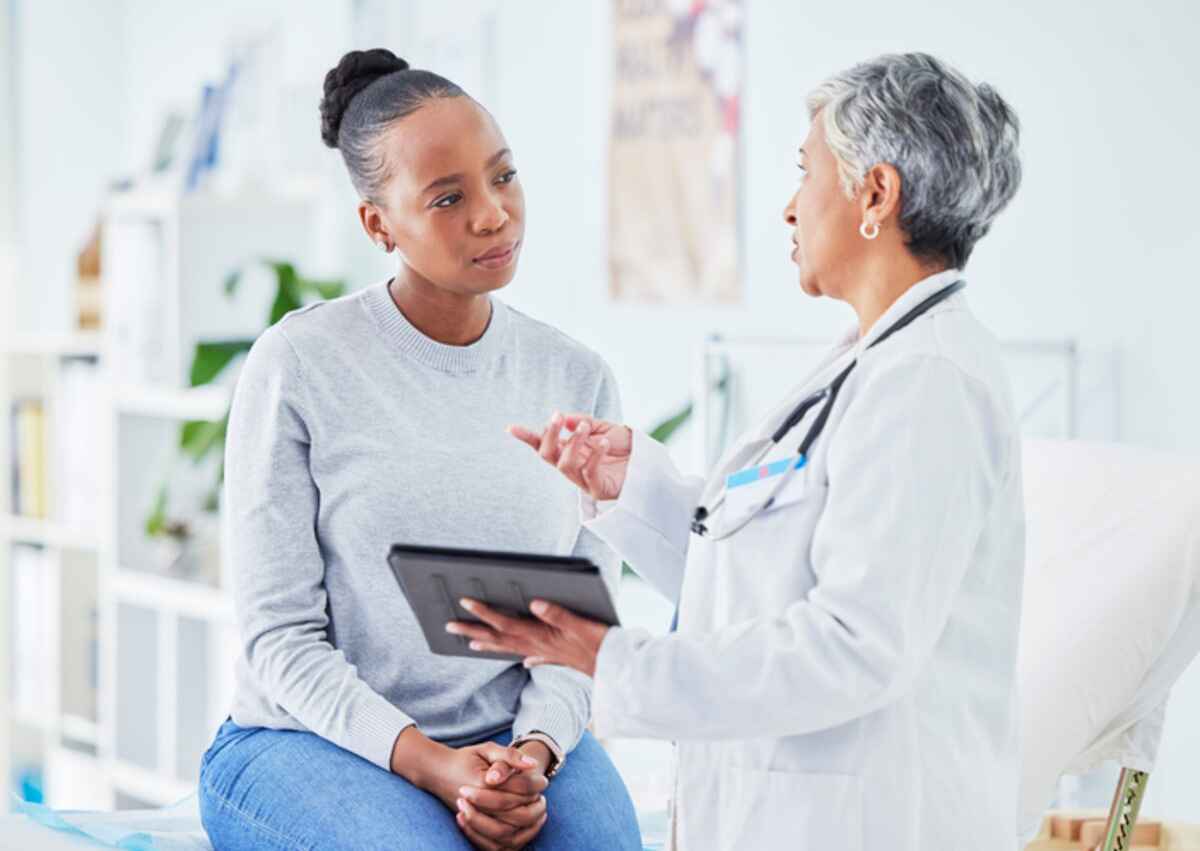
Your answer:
[1,186,314,810]
[1,344,105,808]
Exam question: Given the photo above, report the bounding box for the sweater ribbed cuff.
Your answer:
[343,693,418,772]
[513,697,583,756]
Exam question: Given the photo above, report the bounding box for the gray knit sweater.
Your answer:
[224,281,621,771]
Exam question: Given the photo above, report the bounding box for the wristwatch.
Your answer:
[512,731,565,779]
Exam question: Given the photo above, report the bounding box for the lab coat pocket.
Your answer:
[721,770,863,850]
[760,463,821,514]
[721,462,817,530]
[712,464,829,621]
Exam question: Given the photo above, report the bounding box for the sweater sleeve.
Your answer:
[226,325,416,771]
[511,361,625,754]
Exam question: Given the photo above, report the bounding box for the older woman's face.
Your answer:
[782,112,861,298]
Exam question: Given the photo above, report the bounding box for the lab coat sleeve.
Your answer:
[227,327,416,771]
[514,362,625,753]
[580,428,705,605]
[591,355,1010,740]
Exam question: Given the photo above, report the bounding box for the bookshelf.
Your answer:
[1,186,316,811]
[0,344,108,810]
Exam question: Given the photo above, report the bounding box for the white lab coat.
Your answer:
[584,272,1025,850]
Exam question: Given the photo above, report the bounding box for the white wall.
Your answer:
[394,0,1200,457]
[12,0,1197,442]
[0,0,18,335]
[114,0,379,286]
[11,0,125,333]
[9,0,389,335]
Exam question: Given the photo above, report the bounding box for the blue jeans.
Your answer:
[198,719,642,850]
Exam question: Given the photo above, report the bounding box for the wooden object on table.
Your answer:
[1028,812,1199,851]
[1080,819,1161,848]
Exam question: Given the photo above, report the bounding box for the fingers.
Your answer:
[456,810,505,851]
[483,760,518,786]
[459,784,540,814]
[555,419,592,485]
[561,413,593,430]
[456,797,527,845]
[496,796,547,828]
[529,599,582,631]
[478,743,539,775]
[469,640,519,656]
[459,599,527,635]
[579,437,608,497]
[446,623,528,657]
[492,769,549,797]
[464,792,546,830]
[445,621,499,644]
[459,808,548,851]
[537,412,565,464]
[445,624,522,657]
[507,814,549,848]
[506,425,542,451]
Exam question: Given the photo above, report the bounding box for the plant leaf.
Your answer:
[180,415,228,463]
[297,277,346,301]
[223,268,241,298]
[649,402,693,444]
[268,262,302,326]
[145,483,169,537]
[265,260,296,283]
[189,340,253,387]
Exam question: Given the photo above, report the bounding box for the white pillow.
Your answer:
[1017,439,1200,838]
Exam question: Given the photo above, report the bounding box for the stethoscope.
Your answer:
[690,280,966,540]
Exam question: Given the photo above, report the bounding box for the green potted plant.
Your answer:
[144,261,346,576]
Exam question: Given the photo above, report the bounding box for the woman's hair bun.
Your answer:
[320,48,410,148]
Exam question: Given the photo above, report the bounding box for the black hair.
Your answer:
[319,48,466,202]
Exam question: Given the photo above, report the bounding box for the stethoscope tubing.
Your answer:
[691,280,966,540]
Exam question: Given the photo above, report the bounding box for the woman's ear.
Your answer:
[858,162,903,231]
[358,200,393,252]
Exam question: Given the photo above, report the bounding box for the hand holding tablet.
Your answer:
[388,544,620,665]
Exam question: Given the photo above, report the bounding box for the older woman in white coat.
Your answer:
[449,53,1025,849]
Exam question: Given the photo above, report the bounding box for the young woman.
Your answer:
[197,48,642,851]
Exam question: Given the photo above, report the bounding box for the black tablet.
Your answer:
[387,544,622,661]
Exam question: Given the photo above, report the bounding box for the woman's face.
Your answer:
[367,97,525,296]
[782,111,861,299]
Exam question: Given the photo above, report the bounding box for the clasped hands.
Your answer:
[393,726,550,850]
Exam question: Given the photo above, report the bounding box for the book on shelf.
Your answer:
[106,218,170,385]
[10,398,48,519]
[54,358,103,530]
[11,543,53,720]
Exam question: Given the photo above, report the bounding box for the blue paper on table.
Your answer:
[14,792,663,850]
[12,794,212,851]
[638,808,668,850]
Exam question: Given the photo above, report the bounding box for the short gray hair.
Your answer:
[807,53,1022,268]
